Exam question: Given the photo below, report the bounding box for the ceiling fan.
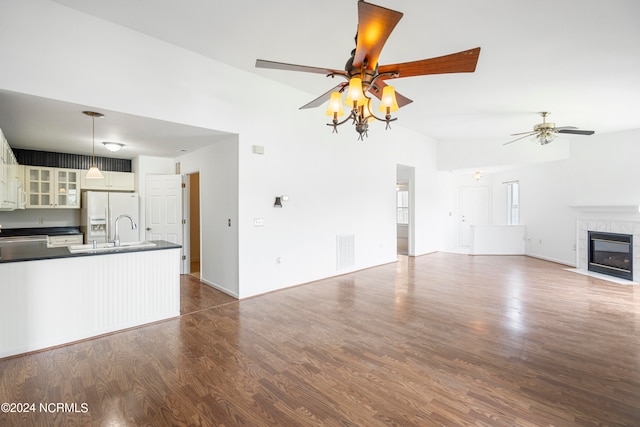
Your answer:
[255,0,481,139]
[504,112,595,145]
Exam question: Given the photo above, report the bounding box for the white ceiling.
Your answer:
[0,90,232,159]
[3,0,640,159]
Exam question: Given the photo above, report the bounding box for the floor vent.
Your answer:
[336,235,355,271]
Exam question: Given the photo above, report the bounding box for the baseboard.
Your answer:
[199,278,239,299]
[564,268,639,285]
[525,253,575,268]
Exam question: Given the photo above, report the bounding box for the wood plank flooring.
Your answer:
[180,274,236,315]
[1,253,639,426]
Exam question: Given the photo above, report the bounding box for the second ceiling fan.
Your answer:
[255,0,481,139]
[504,112,595,145]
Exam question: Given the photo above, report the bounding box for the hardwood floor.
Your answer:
[1,253,639,426]
[180,274,236,315]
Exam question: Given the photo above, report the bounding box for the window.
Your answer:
[396,190,409,225]
[506,181,519,225]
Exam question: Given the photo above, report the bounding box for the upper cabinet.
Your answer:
[2,137,136,210]
[23,168,135,209]
[25,166,80,209]
[80,170,135,191]
[0,129,19,211]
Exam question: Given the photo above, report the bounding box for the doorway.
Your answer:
[188,172,201,278]
[396,165,415,256]
[459,185,490,248]
[396,183,409,255]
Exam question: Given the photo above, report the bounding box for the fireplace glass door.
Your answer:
[588,231,633,280]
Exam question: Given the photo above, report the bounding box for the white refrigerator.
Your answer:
[81,191,140,244]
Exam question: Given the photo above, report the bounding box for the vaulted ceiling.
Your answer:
[2,0,640,158]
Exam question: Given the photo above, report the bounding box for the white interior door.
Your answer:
[459,186,490,247]
[145,174,182,244]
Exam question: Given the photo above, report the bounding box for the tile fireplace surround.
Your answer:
[574,206,640,282]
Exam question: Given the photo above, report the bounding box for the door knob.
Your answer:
[146,227,152,231]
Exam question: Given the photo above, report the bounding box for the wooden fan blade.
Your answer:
[299,83,348,110]
[352,1,403,71]
[378,47,481,78]
[369,80,413,108]
[557,129,595,135]
[504,133,536,146]
[256,59,348,77]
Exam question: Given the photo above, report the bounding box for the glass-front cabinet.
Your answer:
[25,166,80,208]
[56,169,79,207]
[27,167,51,207]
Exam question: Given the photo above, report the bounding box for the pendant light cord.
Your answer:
[91,115,96,166]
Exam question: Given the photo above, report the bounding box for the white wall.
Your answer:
[236,121,439,298]
[568,129,640,206]
[442,129,640,266]
[176,136,239,297]
[515,160,576,264]
[0,0,443,299]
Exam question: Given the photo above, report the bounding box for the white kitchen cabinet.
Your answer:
[15,165,26,209]
[25,166,80,208]
[80,170,135,191]
[0,129,19,211]
[0,131,6,208]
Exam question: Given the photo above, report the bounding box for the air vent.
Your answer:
[336,235,355,271]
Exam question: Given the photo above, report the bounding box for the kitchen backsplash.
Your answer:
[0,208,80,229]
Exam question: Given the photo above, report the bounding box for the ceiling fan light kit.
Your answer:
[256,1,481,140]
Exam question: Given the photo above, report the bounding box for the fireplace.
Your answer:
[588,231,633,280]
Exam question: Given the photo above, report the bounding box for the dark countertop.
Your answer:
[0,240,182,264]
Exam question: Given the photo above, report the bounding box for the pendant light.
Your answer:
[83,111,105,179]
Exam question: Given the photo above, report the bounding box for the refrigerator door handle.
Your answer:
[106,206,111,242]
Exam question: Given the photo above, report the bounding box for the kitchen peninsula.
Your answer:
[0,240,181,358]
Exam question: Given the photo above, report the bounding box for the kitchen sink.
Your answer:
[68,241,156,253]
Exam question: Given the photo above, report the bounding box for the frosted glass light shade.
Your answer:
[326,92,345,116]
[537,131,556,145]
[86,166,104,179]
[345,77,366,107]
[103,142,124,152]
[379,85,399,113]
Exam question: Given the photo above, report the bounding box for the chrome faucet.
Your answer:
[112,214,137,247]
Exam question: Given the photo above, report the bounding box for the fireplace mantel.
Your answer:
[570,205,640,214]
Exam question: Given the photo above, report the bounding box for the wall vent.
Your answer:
[336,235,355,271]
